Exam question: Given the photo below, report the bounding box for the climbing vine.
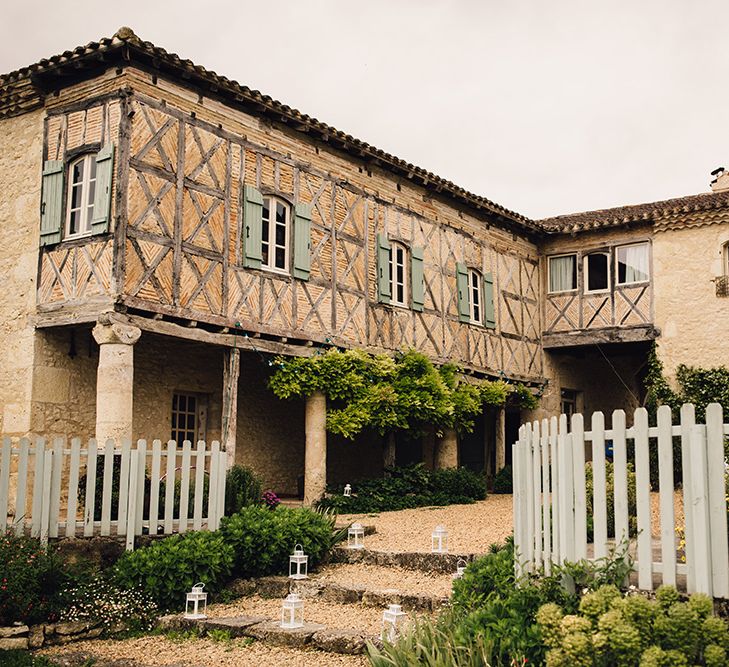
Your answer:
[268,348,538,439]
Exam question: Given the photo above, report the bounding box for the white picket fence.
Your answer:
[513,403,729,598]
[0,437,227,550]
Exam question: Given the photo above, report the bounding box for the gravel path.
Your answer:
[41,636,367,667]
[312,563,454,597]
[338,495,514,554]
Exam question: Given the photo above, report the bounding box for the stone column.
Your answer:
[92,321,141,445]
[495,407,506,472]
[434,427,458,469]
[304,390,327,506]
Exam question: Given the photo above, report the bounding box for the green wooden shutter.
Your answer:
[376,233,391,303]
[411,246,424,312]
[456,262,470,323]
[91,143,115,235]
[243,185,263,269]
[293,203,312,280]
[484,272,496,329]
[40,160,64,246]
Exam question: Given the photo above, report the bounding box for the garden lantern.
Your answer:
[184,583,207,620]
[431,525,448,553]
[344,483,352,497]
[289,543,308,580]
[348,522,365,549]
[280,593,304,629]
[381,604,406,641]
[453,558,468,580]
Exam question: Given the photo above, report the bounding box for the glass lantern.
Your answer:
[184,582,208,620]
[343,483,352,497]
[289,543,308,580]
[453,558,468,580]
[348,522,365,549]
[280,593,304,629]
[381,604,406,641]
[431,525,448,553]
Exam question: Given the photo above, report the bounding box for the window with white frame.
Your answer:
[171,392,207,444]
[723,242,729,276]
[548,254,577,293]
[616,242,650,285]
[65,154,97,238]
[261,196,290,273]
[584,252,610,292]
[468,269,483,324]
[389,242,408,306]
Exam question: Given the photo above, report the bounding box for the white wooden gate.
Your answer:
[513,403,729,598]
[0,438,227,550]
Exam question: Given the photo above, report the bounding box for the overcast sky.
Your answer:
[2,1,728,219]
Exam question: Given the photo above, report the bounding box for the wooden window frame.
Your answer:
[171,391,208,444]
[261,195,291,275]
[583,251,611,294]
[615,242,650,287]
[547,253,577,294]
[64,153,97,240]
[389,241,409,308]
[468,268,483,325]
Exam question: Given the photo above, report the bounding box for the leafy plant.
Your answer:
[61,574,158,634]
[224,465,263,515]
[317,463,486,513]
[493,464,513,493]
[0,652,57,667]
[114,530,233,611]
[537,584,729,666]
[219,505,335,579]
[0,532,68,625]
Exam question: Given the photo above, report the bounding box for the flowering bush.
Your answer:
[61,575,158,634]
[261,490,280,510]
[0,532,66,625]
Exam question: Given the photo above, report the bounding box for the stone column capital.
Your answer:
[92,321,142,346]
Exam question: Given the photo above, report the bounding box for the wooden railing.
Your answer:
[0,438,227,550]
[513,404,729,598]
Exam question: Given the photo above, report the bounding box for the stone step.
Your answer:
[329,546,477,574]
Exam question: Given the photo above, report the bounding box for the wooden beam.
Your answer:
[542,325,659,349]
[222,348,240,469]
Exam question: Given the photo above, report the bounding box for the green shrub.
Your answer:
[537,585,728,667]
[0,533,68,625]
[61,574,158,634]
[585,460,637,541]
[114,530,233,611]
[224,465,263,515]
[0,652,56,667]
[220,505,335,579]
[317,464,486,513]
[493,464,513,493]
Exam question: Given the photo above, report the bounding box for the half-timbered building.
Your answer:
[1,28,728,502]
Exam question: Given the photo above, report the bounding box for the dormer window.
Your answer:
[261,196,290,273]
[65,154,97,238]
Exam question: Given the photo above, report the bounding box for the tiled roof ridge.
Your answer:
[0,27,537,232]
[539,189,729,233]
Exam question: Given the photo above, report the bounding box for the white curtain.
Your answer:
[622,244,649,283]
[549,255,575,292]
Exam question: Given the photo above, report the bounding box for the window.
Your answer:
[389,241,408,306]
[65,154,97,238]
[723,242,729,276]
[584,252,610,292]
[171,392,207,444]
[548,254,577,293]
[616,243,650,285]
[261,196,290,273]
[468,269,483,324]
[561,389,578,418]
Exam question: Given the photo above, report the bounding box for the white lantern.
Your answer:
[184,582,207,620]
[453,558,468,580]
[289,543,308,580]
[343,483,352,497]
[348,522,365,549]
[280,593,304,629]
[431,525,448,553]
[381,604,406,641]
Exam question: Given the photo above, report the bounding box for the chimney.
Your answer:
[710,167,729,193]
